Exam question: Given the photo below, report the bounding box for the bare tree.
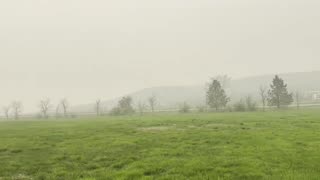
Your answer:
[39,98,52,119]
[55,104,60,119]
[259,86,268,111]
[95,99,101,116]
[295,91,301,110]
[3,106,10,120]
[60,98,69,117]
[148,94,157,113]
[11,101,22,120]
[137,102,147,115]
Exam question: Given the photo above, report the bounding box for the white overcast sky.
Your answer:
[0,0,320,112]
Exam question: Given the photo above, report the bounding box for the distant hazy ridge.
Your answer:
[72,71,320,113]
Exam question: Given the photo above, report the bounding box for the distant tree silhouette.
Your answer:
[12,101,22,120]
[268,75,293,108]
[110,96,135,115]
[148,94,157,113]
[295,91,301,109]
[206,79,229,111]
[259,86,268,111]
[60,98,69,117]
[39,98,52,119]
[95,99,102,116]
[2,106,10,120]
[179,102,191,113]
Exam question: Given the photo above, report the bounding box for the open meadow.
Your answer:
[1,109,320,180]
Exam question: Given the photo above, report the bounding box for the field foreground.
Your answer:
[1,110,320,179]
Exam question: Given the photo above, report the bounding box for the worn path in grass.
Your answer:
[0,110,320,179]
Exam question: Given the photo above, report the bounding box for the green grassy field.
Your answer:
[1,110,320,180]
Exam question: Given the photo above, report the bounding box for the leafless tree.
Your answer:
[55,104,60,119]
[11,101,22,120]
[60,98,69,117]
[259,86,268,111]
[148,94,157,113]
[137,102,147,115]
[95,99,101,116]
[39,98,52,119]
[295,91,301,110]
[3,106,10,120]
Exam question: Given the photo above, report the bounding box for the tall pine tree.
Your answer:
[268,75,293,108]
[206,79,230,111]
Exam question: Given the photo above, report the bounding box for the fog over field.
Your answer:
[1,0,320,112]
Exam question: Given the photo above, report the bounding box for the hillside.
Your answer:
[72,71,320,113]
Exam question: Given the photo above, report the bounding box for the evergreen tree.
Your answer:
[268,75,293,108]
[206,79,230,111]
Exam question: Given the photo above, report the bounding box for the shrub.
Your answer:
[179,102,191,113]
[110,96,135,116]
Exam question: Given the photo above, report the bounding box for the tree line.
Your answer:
[2,75,297,119]
[107,75,296,115]
[205,75,294,112]
[2,98,70,120]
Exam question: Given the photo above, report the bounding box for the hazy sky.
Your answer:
[1,0,320,112]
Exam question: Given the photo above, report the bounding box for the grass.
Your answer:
[1,110,320,179]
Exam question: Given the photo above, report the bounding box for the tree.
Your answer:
[39,98,52,119]
[148,94,157,113]
[259,86,268,111]
[60,98,69,117]
[110,96,135,115]
[268,75,293,108]
[295,91,301,110]
[212,75,231,89]
[137,102,147,116]
[206,79,230,111]
[118,96,135,114]
[95,99,101,116]
[11,101,22,120]
[3,106,10,120]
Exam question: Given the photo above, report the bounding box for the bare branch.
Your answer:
[148,94,157,113]
[2,106,10,120]
[60,98,69,117]
[39,98,52,119]
[11,101,22,120]
[259,86,268,111]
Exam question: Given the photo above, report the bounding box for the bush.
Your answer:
[179,102,191,113]
[110,96,135,116]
